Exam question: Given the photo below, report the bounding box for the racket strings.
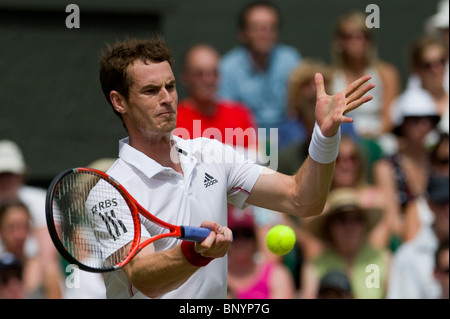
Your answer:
[52,171,135,270]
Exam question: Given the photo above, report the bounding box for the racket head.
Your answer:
[46,168,141,273]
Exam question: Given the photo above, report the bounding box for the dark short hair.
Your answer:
[99,35,174,121]
[237,1,281,31]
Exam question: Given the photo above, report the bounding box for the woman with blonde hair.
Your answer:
[331,11,401,139]
[278,59,332,149]
[409,35,449,134]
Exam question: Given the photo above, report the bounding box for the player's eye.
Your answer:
[146,88,159,94]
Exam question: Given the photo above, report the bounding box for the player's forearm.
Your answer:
[291,156,335,218]
[290,122,340,217]
[127,245,199,298]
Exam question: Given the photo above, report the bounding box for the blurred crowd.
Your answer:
[1,1,449,299]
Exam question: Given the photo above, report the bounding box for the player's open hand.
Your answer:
[314,73,375,137]
[195,220,233,258]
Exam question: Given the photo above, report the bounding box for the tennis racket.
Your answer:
[46,167,211,273]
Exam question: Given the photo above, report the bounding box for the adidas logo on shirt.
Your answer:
[204,172,218,188]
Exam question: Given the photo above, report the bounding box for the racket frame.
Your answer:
[46,168,188,272]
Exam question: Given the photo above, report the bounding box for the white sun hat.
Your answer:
[425,0,449,34]
[391,88,441,134]
[0,140,26,175]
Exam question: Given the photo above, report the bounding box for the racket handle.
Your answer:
[181,226,211,242]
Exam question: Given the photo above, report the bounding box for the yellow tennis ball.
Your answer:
[266,225,296,255]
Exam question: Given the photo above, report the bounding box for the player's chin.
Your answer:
[159,120,177,133]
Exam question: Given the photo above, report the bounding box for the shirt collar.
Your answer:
[118,135,196,180]
[244,44,277,73]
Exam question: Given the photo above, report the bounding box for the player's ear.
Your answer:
[110,90,127,114]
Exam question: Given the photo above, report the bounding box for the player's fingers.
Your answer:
[196,230,216,252]
[215,226,233,245]
[345,94,374,114]
[344,75,372,98]
[346,83,375,105]
[210,227,233,258]
[315,73,326,98]
[200,220,222,233]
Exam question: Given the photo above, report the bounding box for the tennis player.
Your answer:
[98,36,374,299]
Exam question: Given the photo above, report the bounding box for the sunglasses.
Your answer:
[436,157,450,166]
[332,211,365,225]
[420,58,446,70]
[339,32,370,42]
[336,154,359,164]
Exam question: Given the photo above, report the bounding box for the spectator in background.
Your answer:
[218,1,301,133]
[330,11,401,141]
[175,44,257,153]
[226,207,296,299]
[0,200,45,298]
[430,133,449,176]
[409,35,449,135]
[317,271,353,299]
[387,174,449,299]
[277,59,331,151]
[331,135,388,250]
[405,132,449,237]
[277,60,330,175]
[373,88,441,249]
[278,59,359,151]
[0,252,25,299]
[433,239,449,299]
[277,60,357,175]
[300,188,389,299]
[423,0,449,94]
[0,139,63,298]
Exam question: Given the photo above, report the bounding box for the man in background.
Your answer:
[175,44,257,152]
[219,1,301,131]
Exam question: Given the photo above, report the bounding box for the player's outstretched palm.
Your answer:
[314,73,375,137]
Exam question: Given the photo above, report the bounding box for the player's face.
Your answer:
[123,60,178,135]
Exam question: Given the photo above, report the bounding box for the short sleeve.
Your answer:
[222,143,264,209]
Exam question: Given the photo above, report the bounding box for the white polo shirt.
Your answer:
[102,135,263,299]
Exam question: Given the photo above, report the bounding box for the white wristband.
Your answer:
[308,122,341,164]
